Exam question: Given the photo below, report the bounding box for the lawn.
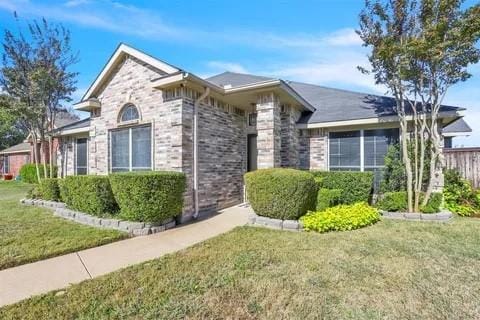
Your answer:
[1,217,480,319]
[0,181,127,270]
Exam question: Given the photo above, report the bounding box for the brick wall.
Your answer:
[299,128,328,170]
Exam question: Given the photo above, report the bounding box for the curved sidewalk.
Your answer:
[0,205,251,307]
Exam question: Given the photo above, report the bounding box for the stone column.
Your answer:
[256,92,281,168]
[280,105,301,168]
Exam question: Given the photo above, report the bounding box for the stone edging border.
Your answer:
[20,198,176,236]
[248,213,303,231]
[381,210,453,222]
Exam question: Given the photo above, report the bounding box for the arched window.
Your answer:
[119,104,139,122]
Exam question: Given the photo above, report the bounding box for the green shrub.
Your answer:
[245,168,317,220]
[376,191,442,213]
[316,188,342,211]
[38,178,60,201]
[444,169,479,216]
[376,191,407,212]
[420,192,443,214]
[380,144,406,193]
[311,171,374,204]
[60,176,118,217]
[19,164,58,184]
[109,171,186,223]
[26,185,41,199]
[301,202,380,233]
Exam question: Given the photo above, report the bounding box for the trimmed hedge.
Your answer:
[109,171,186,223]
[19,164,58,184]
[39,178,61,201]
[376,191,443,213]
[59,176,118,217]
[317,188,342,211]
[311,171,374,204]
[245,168,317,220]
[301,202,380,233]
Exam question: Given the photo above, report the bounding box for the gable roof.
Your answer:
[0,142,30,155]
[78,43,181,104]
[52,117,90,135]
[443,118,472,134]
[207,71,465,125]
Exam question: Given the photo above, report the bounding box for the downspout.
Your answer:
[193,87,210,218]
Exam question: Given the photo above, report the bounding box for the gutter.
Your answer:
[193,87,210,218]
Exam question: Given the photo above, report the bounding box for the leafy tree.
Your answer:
[0,95,27,150]
[0,14,78,181]
[358,0,480,212]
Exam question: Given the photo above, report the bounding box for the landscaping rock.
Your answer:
[150,225,165,233]
[165,221,176,230]
[404,213,422,220]
[132,228,152,236]
[247,213,257,224]
[101,219,120,228]
[282,220,300,231]
[126,222,145,231]
[255,216,282,229]
[421,214,439,221]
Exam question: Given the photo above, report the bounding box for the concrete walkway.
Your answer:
[0,205,251,307]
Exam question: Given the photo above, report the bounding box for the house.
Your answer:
[0,111,79,178]
[0,142,31,178]
[54,43,471,222]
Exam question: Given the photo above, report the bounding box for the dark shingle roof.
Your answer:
[206,71,464,124]
[443,118,472,133]
[54,110,80,128]
[0,142,30,155]
[53,117,90,133]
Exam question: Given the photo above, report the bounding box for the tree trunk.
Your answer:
[31,131,41,183]
[49,135,53,178]
[400,120,414,212]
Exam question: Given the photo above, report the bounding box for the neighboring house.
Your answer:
[0,111,79,178]
[442,118,472,148]
[0,142,31,177]
[54,43,470,222]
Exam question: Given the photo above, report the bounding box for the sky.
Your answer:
[0,0,479,147]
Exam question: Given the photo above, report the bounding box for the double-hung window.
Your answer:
[111,125,152,172]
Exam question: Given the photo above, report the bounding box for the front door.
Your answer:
[247,134,257,172]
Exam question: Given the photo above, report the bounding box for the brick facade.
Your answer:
[299,129,328,170]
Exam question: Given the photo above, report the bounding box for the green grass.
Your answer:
[0,181,127,270]
[2,216,480,319]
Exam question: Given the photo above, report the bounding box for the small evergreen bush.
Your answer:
[60,176,118,217]
[311,171,374,204]
[316,188,342,211]
[376,191,443,213]
[245,168,317,220]
[19,164,57,184]
[301,202,380,233]
[109,171,186,223]
[39,178,61,201]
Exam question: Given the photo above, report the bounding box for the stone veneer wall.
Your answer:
[195,100,247,213]
[299,128,328,170]
[256,93,281,168]
[280,105,302,167]
[57,136,75,177]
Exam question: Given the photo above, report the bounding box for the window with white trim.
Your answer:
[3,156,9,174]
[111,125,151,172]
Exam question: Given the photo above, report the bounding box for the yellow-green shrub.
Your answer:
[301,202,380,233]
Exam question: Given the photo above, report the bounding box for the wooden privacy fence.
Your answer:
[444,148,480,189]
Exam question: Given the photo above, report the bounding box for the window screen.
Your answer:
[111,125,151,172]
[329,131,361,170]
[76,138,88,175]
[3,156,9,174]
[364,128,399,169]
